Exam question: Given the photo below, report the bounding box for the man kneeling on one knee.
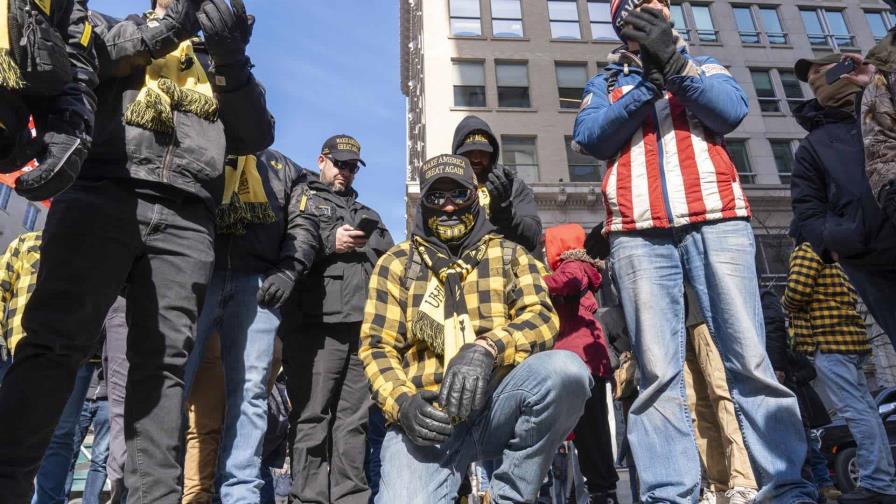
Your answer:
[359,154,592,503]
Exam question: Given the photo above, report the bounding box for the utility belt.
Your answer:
[8,0,73,95]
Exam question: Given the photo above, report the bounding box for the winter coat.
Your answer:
[861,30,896,199]
[790,99,896,266]
[451,115,543,257]
[82,12,275,211]
[213,149,319,280]
[573,39,750,234]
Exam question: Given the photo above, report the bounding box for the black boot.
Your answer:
[838,487,896,504]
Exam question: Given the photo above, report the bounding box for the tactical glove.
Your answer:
[141,0,202,59]
[398,391,453,446]
[485,165,513,206]
[641,58,666,94]
[438,343,495,420]
[198,0,253,68]
[620,8,690,81]
[15,126,88,202]
[257,270,296,309]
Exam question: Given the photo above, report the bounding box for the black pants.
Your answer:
[572,377,619,495]
[0,180,214,504]
[282,321,371,504]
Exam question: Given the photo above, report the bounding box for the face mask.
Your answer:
[809,71,861,111]
[425,206,476,243]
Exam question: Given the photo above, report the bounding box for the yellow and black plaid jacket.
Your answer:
[0,231,41,356]
[782,242,869,355]
[359,236,559,424]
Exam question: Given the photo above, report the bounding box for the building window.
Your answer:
[670,4,690,41]
[866,11,896,41]
[726,140,754,184]
[800,9,855,49]
[733,6,760,44]
[565,136,604,182]
[587,0,616,40]
[759,7,787,44]
[496,62,530,108]
[450,0,482,36]
[691,5,718,42]
[556,63,588,109]
[750,70,780,113]
[492,0,524,37]
[452,61,486,107]
[778,71,805,113]
[548,0,581,40]
[0,185,11,211]
[501,136,539,183]
[769,140,796,185]
[22,203,39,231]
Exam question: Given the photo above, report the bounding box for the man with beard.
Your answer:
[359,154,590,503]
[451,116,542,258]
[0,0,275,502]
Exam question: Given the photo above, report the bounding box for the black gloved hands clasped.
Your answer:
[199,0,253,68]
[398,391,453,446]
[142,0,202,59]
[620,8,690,81]
[485,165,513,207]
[257,270,296,309]
[15,118,88,202]
[438,342,495,420]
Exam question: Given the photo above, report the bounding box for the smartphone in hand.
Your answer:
[825,58,856,85]
[355,215,379,237]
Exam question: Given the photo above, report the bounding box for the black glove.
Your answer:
[485,165,513,206]
[15,119,88,201]
[620,8,690,80]
[198,0,252,68]
[438,343,495,420]
[257,270,296,309]
[398,391,453,446]
[141,0,202,59]
[0,94,35,174]
[641,58,666,94]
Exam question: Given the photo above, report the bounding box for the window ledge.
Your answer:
[558,108,580,113]
[694,41,723,47]
[448,35,488,41]
[450,106,494,112]
[550,38,588,43]
[490,36,530,42]
[495,107,538,112]
[760,112,788,117]
[768,44,794,49]
[741,43,768,48]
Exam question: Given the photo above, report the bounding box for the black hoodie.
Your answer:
[451,115,544,258]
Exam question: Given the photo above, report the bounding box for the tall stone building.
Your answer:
[400,0,893,287]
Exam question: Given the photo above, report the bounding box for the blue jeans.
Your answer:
[609,220,816,504]
[184,270,279,503]
[31,364,95,504]
[365,405,387,503]
[64,398,111,504]
[375,350,592,504]
[814,352,896,494]
[806,429,833,489]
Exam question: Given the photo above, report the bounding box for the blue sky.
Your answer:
[91,0,409,238]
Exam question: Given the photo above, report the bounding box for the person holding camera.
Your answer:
[280,134,393,504]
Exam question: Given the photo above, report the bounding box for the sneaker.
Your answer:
[838,487,896,503]
[725,487,758,504]
[820,486,842,502]
[698,489,718,504]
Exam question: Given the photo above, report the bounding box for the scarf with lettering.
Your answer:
[215,155,275,235]
[0,0,24,90]
[124,16,217,133]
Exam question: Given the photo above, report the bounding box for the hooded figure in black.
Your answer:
[452,115,543,259]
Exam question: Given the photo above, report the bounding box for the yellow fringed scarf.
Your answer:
[0,0,25,90]
[216,155,276,235]
[124,33,217,134]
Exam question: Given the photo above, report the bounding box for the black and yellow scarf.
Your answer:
[124,16,217,133]
[0,0,25,90]
[215,155,275,235]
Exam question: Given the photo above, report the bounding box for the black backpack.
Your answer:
[9,0,73,96]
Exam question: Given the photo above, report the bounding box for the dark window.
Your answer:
[548,0,581,40]
[23,203,39,231]
[779,71,805,113]
[501,136,539,183]
[726,140,755,184]
[801,9,855,49]
[496,62,530,108]
[453,61,486,107]
[751,70,780,113]
[492,0,524,37]
[450,0,482,36]
[733,7,760,44]
[565,136,604,182]
[0,185,10,211]
[759,7,787,44]
[691,5,718,42]
[556,63,588,109]
[770,140,795,185]
[587,0,616,40]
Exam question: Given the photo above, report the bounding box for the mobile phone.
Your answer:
[355,215,379,237]
[825,58,856,85]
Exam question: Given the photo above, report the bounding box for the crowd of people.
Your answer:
[0,0,895,503]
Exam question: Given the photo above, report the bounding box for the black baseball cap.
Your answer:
[455,131,494,156]
[794,53,845,82]
[321,134,366,166]
[418,154,476,193]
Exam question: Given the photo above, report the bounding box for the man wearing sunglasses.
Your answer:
[573,1,817,503]
[360,154,590,503]
[280,134,394,504]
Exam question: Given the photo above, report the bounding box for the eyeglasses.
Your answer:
[423,188,474,208]
[327,157,361,175]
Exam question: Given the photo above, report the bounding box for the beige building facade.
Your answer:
[400,0,894,284]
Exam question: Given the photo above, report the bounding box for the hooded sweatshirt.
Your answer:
[451,115,543,258]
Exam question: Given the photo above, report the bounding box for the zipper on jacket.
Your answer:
[160,111,177,183]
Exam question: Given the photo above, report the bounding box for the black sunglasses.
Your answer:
[328,156,361,175]
[423,188,474,208]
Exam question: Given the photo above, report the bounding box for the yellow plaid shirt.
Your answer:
[782,242,869,355]
[0,231,41,356]
[360,236,559,424]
